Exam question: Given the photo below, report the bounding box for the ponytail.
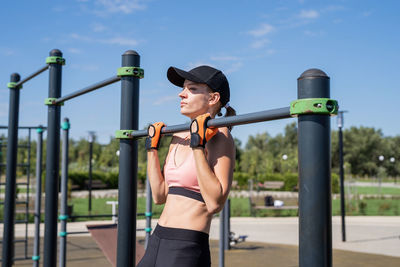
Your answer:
[216,103,236,131]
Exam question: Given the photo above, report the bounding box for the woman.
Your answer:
[137,65,236,267]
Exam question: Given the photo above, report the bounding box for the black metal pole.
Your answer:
[224,199,231,250]
[297,69,332,267]
[33,126,44,267]
[116,50,140,267]
[219,207,225,267]
[54,76,121,104]
[14,65,49,88]
[145,173,152,248]
[130,107,291,139]
[2,73,21,267]
[88,135,93,214]
[59,118,70,267]
[338,112,346,242]
[43,49,63,267]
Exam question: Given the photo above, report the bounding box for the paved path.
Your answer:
[4,216,399,258]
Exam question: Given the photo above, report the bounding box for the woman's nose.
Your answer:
[178,89,187,98]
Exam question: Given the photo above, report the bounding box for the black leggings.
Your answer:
[137,224,211,267]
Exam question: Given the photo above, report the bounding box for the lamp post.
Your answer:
[337,110,347,242]
[390,157,396,183]
[378,155,384,194]
[88,131,95,214]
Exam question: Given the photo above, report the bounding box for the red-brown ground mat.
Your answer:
[87,224,145,266]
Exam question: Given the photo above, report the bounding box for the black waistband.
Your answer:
[168,186,205,203]
[154,224,209,244]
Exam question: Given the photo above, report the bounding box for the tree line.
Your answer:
[1,122,399,182]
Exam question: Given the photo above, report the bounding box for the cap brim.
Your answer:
[167,67,204,88]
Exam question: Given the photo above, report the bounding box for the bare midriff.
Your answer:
[158,194,213,234]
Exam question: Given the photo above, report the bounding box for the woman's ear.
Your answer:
[209,92,221,105]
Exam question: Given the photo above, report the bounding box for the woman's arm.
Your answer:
[147,149,168,204]
[192,128,235,213]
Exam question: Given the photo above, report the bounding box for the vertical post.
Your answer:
[219,206,225,267]
[32,126,44,267]
[224,199,231,250]
[297,69,332,267]
[116,50,140,267]
[337,111,346,242]
[59,118,70,267]
[43,49,63,267]
[2,73,21,267]
[88,132,94,214]
[145,174,152,248]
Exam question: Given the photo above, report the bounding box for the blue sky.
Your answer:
[0,0,399,145]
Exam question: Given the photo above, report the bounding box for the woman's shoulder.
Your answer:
[208,127,235,149]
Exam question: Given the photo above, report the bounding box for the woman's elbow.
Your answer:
[206,201,225,214]
[152,194,166,205]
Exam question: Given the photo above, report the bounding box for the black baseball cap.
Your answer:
[167,65,230,107]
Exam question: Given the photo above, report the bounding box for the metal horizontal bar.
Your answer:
[67,231,89,235]
[0,182,30,186]
[131,107,292,139]
[13,239,28,243]
[0,126,47,130]
[14,65,49,87]
[55,75,121,104]
[69,214,115,219]
[15,220,29,224]
[0,163,30,167]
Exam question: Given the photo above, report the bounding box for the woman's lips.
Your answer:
[180,102,187,107]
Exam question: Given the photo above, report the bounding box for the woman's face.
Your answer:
[179,80,215,119]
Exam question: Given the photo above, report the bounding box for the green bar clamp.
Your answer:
[44,98,64,106]
[145,212,152,217]
[115,130,135,139]
[61,121,70,130]
[59,231,67,237]
[290,98,338,117]
[32,255,40,261]
[46,56,66,65]
[117,67,144,79]
[7,82,22,89]
[58,214,69,221]
[145,227,152,233]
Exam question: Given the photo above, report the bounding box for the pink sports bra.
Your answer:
[164,140,205,202]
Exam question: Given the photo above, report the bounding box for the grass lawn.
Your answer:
[67,196,400,221]
[349,186,400,195]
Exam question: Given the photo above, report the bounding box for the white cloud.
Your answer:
[102,37,138,46]
[362,11,372,17]
[210,56,240,62]
[225,62,243,74]
[67,48,82,54]
[70,63,100,71]
[248,24,275,37]
[69,33,140,46]
[92,22,108,32]
[94,0,147,15]
[187,61,215,70]
[0,47,15,56]
[299,9,319,19]
[250,38,270,49]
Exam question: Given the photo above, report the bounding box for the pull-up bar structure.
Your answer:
[2,56,54,266]
[2,48,337,267]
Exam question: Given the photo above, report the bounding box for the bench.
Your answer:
[248,180,298,215]
[85,179,108,189]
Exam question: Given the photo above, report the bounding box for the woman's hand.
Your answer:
[146,122,166,150]
[146,122,168,204]
[189,113,218,148]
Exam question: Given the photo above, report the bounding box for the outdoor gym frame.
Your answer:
[2,48,338,267]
